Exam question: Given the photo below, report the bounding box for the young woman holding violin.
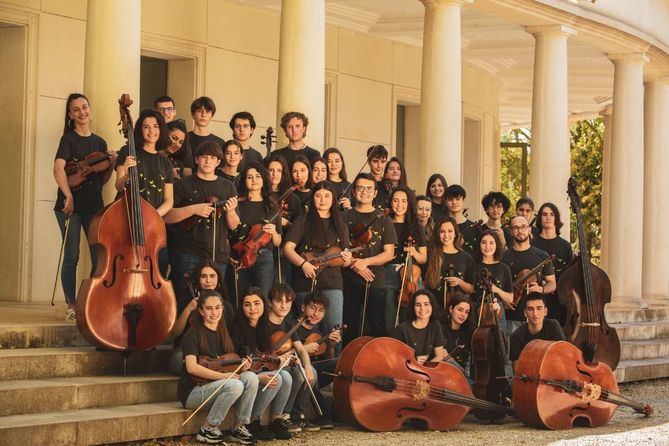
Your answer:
[289,155,312,211]
[385,186,427,332]
[164,141,239,313]
[233,163,281,299]
[161,118,193,179]
[323,147,351,209]
[473,230,513,331]
[392,289,447,365]
[425,173,448,222]
[284,181,352,335]
[177,290,258,445]
[424,216,475,312]
[229,287,294,440]
[442,293,476,372]
[53,93,116,320]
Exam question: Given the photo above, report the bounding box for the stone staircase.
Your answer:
[607,306,669,382]
[0,322,205,446]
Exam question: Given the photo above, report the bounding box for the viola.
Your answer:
[559,177,620,370]
[509,254,556,310]
[303,324,347,357]
[231,186,298,270]
[397,236,421,309]
[76,94,176,351]
[513,339,652,429]
[269,315,305,355]
[471,268,511,420]
[349,209,391,255]
[303,246,364,270]
[65,151,112,190]
[333,337,513,432]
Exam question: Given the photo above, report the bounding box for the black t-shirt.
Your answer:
[268,314,301,345]
[239,147,264,172]
[373,180,391,210]
[275,192,302,228]
[392,320,445,360]
[54,131,108,214]
[472,261,513,306]
[509,319,566,361]
[425,251,475,300]
[330,179,351,203]
[442,321,472,368]
[177,325,232,406]
[342,208,397,288]
[231,200,282,247]
[297,323,322,343]
[431,202,447,222]
[286,214,349,292]
[218,171,238,186]
[459,219,480,255]
[391,221,427,264]
[171,175,237,262]
[116,146,174,209]
[531,235,573,281]
[188,132,226,169]
[273,146,321,168]
[294,190,312,213]
[502,245,555,321]
[164,145,194,178]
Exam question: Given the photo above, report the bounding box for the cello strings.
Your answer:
[388,379,508,413]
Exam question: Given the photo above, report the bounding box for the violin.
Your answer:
[509,254,556,310]
[513,340,652,429]
[303,246,364,270]
[398,236,421,309]
[65,151,113,190]
[559,177,620,370]
[333,337,514,431]
[231,186,298,270]
[471,268,511,420]
[303,324,347,357]
[76,94,176,351]
[349,209,391,255]
[443,263,456,309]
[193,353,282,385]
[269,315,305,355]
[178,195,246,230]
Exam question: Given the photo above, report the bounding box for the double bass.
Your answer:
[513,340,651,429]
[559,177,620,370]
[76,94,177,351]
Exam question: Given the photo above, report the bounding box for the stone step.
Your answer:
[0,323,88,349]
[620,339,669,361]
[0,401,204,446]
[615,356,669,383]
[0,374,178,417]
[0,346,171,381]
[605,306,669,324]
[611,320,669,341]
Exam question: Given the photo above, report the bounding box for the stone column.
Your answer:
[599,105,613,273]
[607,53,647,307]
[526,25,576,228]
[84,0,141,201]
[276,0,325,149]
[418,0,471,187]
[642,78,669,306]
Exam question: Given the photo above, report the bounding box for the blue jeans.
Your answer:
[236,248,274,300]
[170,250,229,313]
[185,371,258,426]
[252,369,292,419]
[284,364,317,416]
[55,211,96,305]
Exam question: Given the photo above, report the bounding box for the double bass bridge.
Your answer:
[412,380,430,401]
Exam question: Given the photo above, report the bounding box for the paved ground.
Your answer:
[119,378,669,446]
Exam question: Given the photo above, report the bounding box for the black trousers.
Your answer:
[342,279,387,346]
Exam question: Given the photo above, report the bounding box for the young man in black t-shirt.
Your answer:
[445,184,479,255]
[188,97,226,169]
[366,145,391,210]
[502,215,556,339]
[273,112,320,167]
[164,141,239,312]
[509,293,565,367]
[342,173,397,345]
[230,111,264,172]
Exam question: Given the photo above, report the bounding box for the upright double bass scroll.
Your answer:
[559,177,620,370]
[76,94,177,351]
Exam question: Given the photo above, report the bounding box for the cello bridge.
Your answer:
[580,382,602,403]
[123,267,149,273]
[413,380,430,401]
[579,322,601,327]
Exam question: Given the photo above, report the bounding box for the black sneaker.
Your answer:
[293,415,320,432]
[195,426,227,444]
[226,425,255,444]
[313,416,334,429]
[247,420,275,441]
[282,417,302,433]
[269,418,293,440]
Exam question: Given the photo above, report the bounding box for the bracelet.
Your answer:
[300,259,307,268]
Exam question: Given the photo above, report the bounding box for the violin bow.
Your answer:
[443,344,465,363]
[261,355,291,392]
[51,216,71,306]
[395,256,410,327]
[293,352,323,416]
[339,145,383,201]
[360,281,370,337]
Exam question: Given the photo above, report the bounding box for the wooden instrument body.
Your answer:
[65,151,111,190]
[232,223,272,269]
[471,326,508,420]
[398,264,421,308]
[270,330,293,356]
[76,194,176,350]
[334,337,472,432]
[513,340,618,430]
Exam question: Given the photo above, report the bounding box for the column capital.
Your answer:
[420,0,473,8]
[644,74,669,85]
[526,24,577,38]
[608,52,649,65]
[599,104,613,117]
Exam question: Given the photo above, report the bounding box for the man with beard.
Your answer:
[502,215,556,338]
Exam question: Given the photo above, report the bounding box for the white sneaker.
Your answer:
[65,308,76,321]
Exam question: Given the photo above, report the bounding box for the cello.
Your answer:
[333,337,513,431]
[76,94,177,351]
[559,177,620,370]
[513,339,651,429]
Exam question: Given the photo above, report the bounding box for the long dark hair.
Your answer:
[323,147,348,182]
[426,173,448,203]
[290,155,313,190]
[476,229,503,262]
[407,289,441,322]
[303,181,348,250]
[384,157,408,188]
[63,93,90,135]
[165,119,190,163]
[264,153,293,195]
[191,259,227,299]
[237,162,276,214]
[230,286,271,354]
[192,290,235,355]
[390,186,420,242]
[425,216,462,289]
[446,293,475,333]
[134,109,170,151]
[535,202,564,235]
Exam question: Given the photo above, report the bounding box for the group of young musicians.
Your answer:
[55,93,574,444]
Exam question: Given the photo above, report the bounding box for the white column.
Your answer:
[84,0,141,201]
[276,0,325,149]
[642,78,669,306]
[418,0,471,187]
[608,53,647,307]
[526,25,576,228]
[599,105,612,273]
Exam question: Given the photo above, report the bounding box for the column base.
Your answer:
[607,296,649,309]
[641,293,669,308]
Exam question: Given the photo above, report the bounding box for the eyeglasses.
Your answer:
[157,107,175,113]
[355,186,375,193]
[511,225,529,232]
[307,304,325,315]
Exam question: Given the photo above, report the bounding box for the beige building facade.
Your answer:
[1,0,668,314]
